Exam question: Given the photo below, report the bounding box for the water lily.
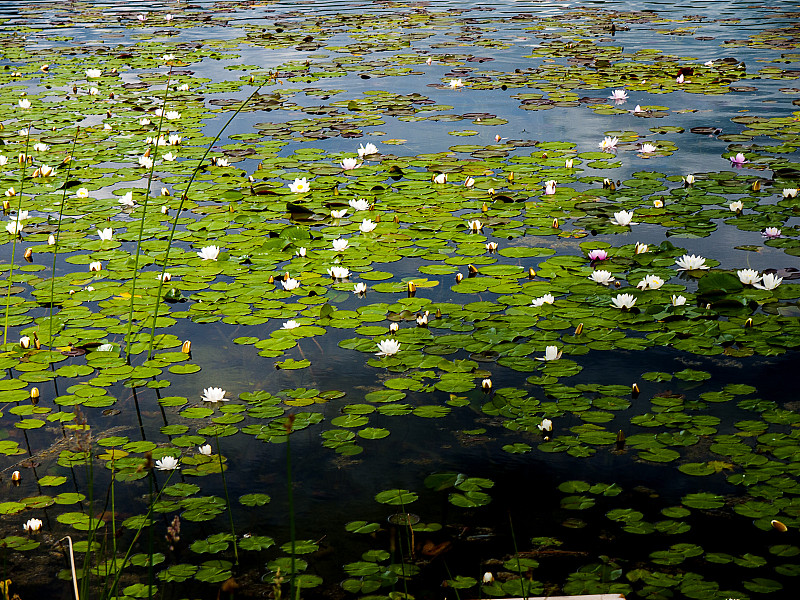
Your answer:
[684,174,695,185]
[675,254,709,271]
[468,219,483,232]
[433,173,447,184]
[136,12,147,21]
[155,456,179,471]
[653,199,664,208]
[544,180,557,195]
[296,247,307,257]
[98,228,113,241]
[0,156,7,166]
[610,210,637,226]
[640,143,657,153]
[729,152,747,167]
[637,274,665,290]
[197,246,220,261]
[565,158,573,168]
[32,143,48,152]
[86,69,101,78]
[162,54,175,62]
[464,176,475,188]
[783,188,798,198]
[598,136,619,151]
[139,117,151,126]
[357,143,378,158]
[376,339,401,357]
[139,155,153,169]
[20,336,30,349]
[537,346,562,361]
[5,220,22,235]
[214,157,229,167]
[288,177,310,193]
[89,87,99,96]
[729,200,743,212]
[763,227,781,239]
[97,343,114,352]
[14,210,28,221]
[18,98,31,109]
[331,209,348,219]
[531,294,555,307]
[282,278,300,291]
[89,261,102,272]
[340,157,360,170]
[676,73,685,84]
[38,164,54,177]
[583,248,610,264]
[485,241,498,252]
[118,191,135,207]
[359,219,377,233]
[349,198,370,211]
[328,266,350,279]
[201,387,227,403]
[282,320,300,330]
[589,270,615,285]
[163,152,176,162]
[608,89,628,103]
[737,269,761,285]
[23,518,42,533]
[332,238,349,251]
[353,282,367,295]
[75,187,89,198]
[157,272,172,282]
[611,293,637,309]
[168,134,182,145]
[538,418,553,432]
[671,295,687,306]
[48,234,55,245]
[177,83,190,91]
[198,445,212,456]
[417,312,429,326]
[753,273,782,290]
[449,78,463,89]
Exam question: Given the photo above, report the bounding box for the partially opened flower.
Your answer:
[282,278,300,291]
[357,143,378,158]
[353,282,367,295]
[610,210,637,226]
[565,158,573,169]
[359,219,377,233]
[38,164,54,177]
[763,227,781,239]
[328,266,350,279]
[5,220,23,235]
[464,176,475,188]
[198,444,212,456]
[433,173,447,184]
[538,418,553,432]
[86,69,102,78]
[163,152,176,162]
[98,228,113,241]
[332,238,349,251]
[376,339,400,357]
[32,143,48,152]
[544,180,557,195]
[166,111,181,120]
[531,294,555,307]
[23,518,42,533]
[139,155,153,169]
[589,270,615,285]
[637,274,665,290]
[201,387,227,403]
[288,177,310,193]
[608,89,628,103]
[676,73,685,84]
[599,136,619,151]
[157,272,172,282]
[197,245,220,261]
[536,346,562,361]
[282,320,300,330]
[737,269,761,285]
[783,188,798,198]
[331,209,348,219]
[635,242,649,255]
[729,153,747,167]
[675,254,709,271]
[340,157,359,170]
[468,219,483,232]
[671,295,687,306]
[168,134,182,145]
[729,200,743,212]
[449,79,463,89]
[588,249,608,261]
[296,247,307,257]
[213,157,229,167]
[684,174,695,185]
[640,143,657,153]
[18,99,31,109]
[753,273,782,290]
[611,293,637,309]
[89,261,102,272]
[118,191,135,207]
[156,456,179,471]
[349,198,370,211]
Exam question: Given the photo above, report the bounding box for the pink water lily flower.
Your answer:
[729,153,747,167]
[588,249,608,261]
[762,227,781,239]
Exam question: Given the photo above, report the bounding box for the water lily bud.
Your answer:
[488,188,495,195]
[615,430,626,451]
[407,281,416,296]
[481,378,492,391]
[20,336,30,349]
[389,322,399,333]
[2,199,9,211]
[161,205,168,214]
[614,281,622,287]
[468,264,479,275]
[507,172,514,182]
[40,64,49,72]
[30,387,40,402]
[552,218,559,229]
[483,572,494,584]
[23,247,33,262]
[631,383,640,398]
[33,335,40,350]
[12,470,21,484]
[744,318,753,328]
[771,519,788,533]
[375,215,381,222]
[393,215,399,224]
[575,323,584,336]
[751,180,761,192]
[528,267,536,279]
[435,308,441,318]
[456,273,463,283]
[481,202,488,212]
[18,152,26,165]
[48,234,55,245]
[268,275,274,284]
[684,174,695,186]
[181,340,192,354]
[161,187,170,196]
[565,158,573,169]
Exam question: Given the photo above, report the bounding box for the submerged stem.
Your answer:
[215,432,239,565]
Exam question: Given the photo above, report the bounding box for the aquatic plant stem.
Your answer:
[58,536,80,600]
[286,421,297,600]
[214,432,239,565]
[146,82,264,361]
[508,513,527,600]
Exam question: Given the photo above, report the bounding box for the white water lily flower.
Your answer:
[485,241,498,252]
[737,269,761,285]
[349,198,370,211]
[359,219,377,233]
[282,320,300,330]
[0,156,7,166]
[197,245,220,261]
[287,177,310,193]
[163,152,176,161]
[86,69,102,78]
[376,338,401,357]
[332,238,349,251]
[157,272,172,282]
[468,219,483,232]
[637,274,665,290]
[118,191,135,207]
[14,210,29,221]
[729,200,743,212]
[671,295,687,306]
[416,312,429,326]
[675,254,709,271]
[589,270,615,286]
[89,87,99,96]
[18,99,31,109]
[214,157,229,167]
[536,346,562,361]
[165,13,174,22]
[296,247,307,257]
[433,173,447,184]
[32,142,48,152]
[198,444,212,456]
[538,418,553,432]
[177,83,190,91]
[97,343,114,352]
[168,134,182,145]
[85,286,95,292]
[340,157,359,170]
[162,54,176,62]
[611,293,637,309]
[328,266,350,279]
[753,273,783,291]
[608,89,628,102]
[610,210,637,226]
[139,155,153,169]
[783,188,798,198]
[23,518,42,533]
[38,164,54,177]
[684,174,695,185]
[139,118,151,126]
[5,220,23,235]
[565,158,573,169]
[449,78,463,89]
[640,143,657,153]
[155,456,179,471]
[357,143,378,158]
[89,261,102,272]
[75,187,89,198]
[201,387,227,403]
[353,282,367,295]
[137,13,147,21]
[763,227,781,239]
[531,294,555,307]
[48,234,55,245]
[281,278,300,291]
[653,199,664,208]
[544,180,557,195]
[331,209,347,219]
[19,128,29,137]
[598,136,619,151]
[97,228,113,241]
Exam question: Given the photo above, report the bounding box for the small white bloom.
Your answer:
[349,198,370,211]
[640,143,657,153]
[162,54,176,62]
[0,156,7,166]
[675,254,709,271]
[653,199,664,208]
[331,209,348,219]
[753,273,783,291]
[20,336,31,349]
[353,282,367,295]
[468,219,483,232]
[139,118,151,126]
[139,155,153,169]
[599,136,619,150]
[288,178,310,193]
[359,219,377,233]
[14,210,29,221]
[168,134,182,145]
[449,78,463,89]
[783,188,798,198]
[97,343,114,352]
[544,180,557,195]
[729,200,743,212]
[328,266,350,279]
[433,173,447,184]
[763,227,781,239]
[118,191,135,207]
[163,152,176,161]
[282,320,300,330]
[157,272,172,282]
[671,295,687,306]
[89,261,102,272]
[38,164,54,177]
[357,142,378,158]
[609,89,628,102]
[737,269,761,285]
[197,245,220,261]
[296,247,307,257]
[19,128,29,137]
[198,444,212,456]
[416,311,429,326]
[155,456,179,471]
[201,387,227,403]
[89,87,99,96]
[32,142,48,152]
[565,158,573,169]
[464,176,475,188]
[483,572,494,584]
[376,339,401,357]
[97,228,113,241]
[610,210,637,226]
[485,241,498,252]
[137,13,147,21]
[538,418,553,432]
[676,73,685,84]
[340,157,360,170]
[23,518,42,533]
[18,99,31,109]
[637,274,665,290]
[536,346,562,361]
[163,110,180,120]
[531,294,555,307]
[332,238,349,252]
[214,157,229,167]
[178,83,190,92]
[281,278,300,291]
[86,69,102,78]
[589,270,615,286]
[85,286,95,292]
[611,293,637,309]
[48,234,55,245]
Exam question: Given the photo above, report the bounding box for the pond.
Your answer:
[0,1,799,599]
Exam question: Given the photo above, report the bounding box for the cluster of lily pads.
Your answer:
[0,2,799,600]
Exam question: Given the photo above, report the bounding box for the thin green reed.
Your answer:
[47,128,81,348]
[124,68,173,365]
[214,431,239,565]
[146,82,264,361]
[3,131,32,345]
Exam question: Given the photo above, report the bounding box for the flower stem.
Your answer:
[215,432,239,565]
